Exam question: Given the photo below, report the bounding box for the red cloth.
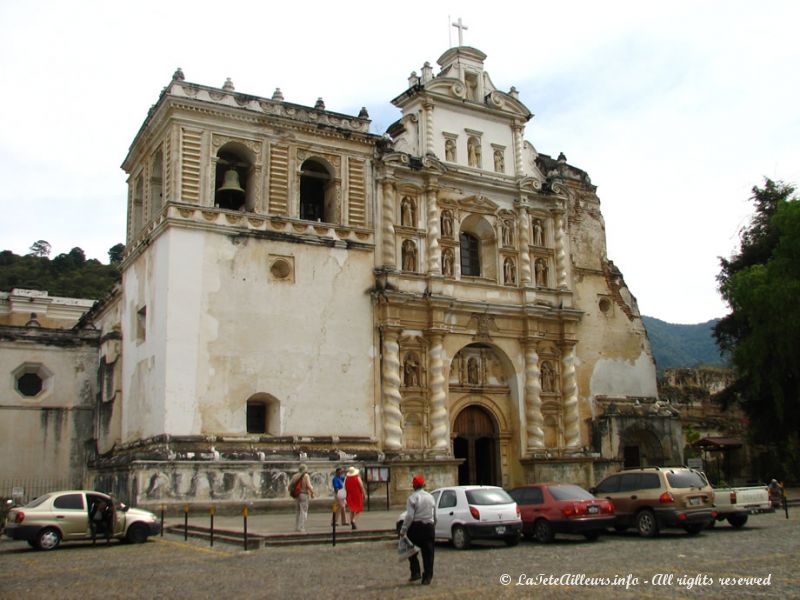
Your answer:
[345,475,364,513]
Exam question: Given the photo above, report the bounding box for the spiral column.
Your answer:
[381,180,396,269]
[524,342,544,450]
[428,334,449,454]
[561,344,580,448]
[381,329,403,451]
[426,187,441,275]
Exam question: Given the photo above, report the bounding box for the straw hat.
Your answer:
[347,466,359,476]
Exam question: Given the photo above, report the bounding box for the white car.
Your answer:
[397,485,522,549]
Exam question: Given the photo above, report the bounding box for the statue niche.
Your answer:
[403,352,421,387]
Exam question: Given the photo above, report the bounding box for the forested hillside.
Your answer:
[0,242,122,300]
[642,315,726,373]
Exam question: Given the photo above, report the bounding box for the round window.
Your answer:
[17,372,43,397]
[270,259,291,279]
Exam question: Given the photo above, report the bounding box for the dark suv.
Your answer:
[591,467,716,537]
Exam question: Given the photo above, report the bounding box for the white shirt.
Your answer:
[400,488,436,535]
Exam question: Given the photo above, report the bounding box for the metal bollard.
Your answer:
[210,506,216,547]
[331,502,337,547]
[243,505,249,551]
[183,504,189,541]
[160,504,165,537]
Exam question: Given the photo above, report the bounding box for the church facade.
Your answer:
[84,45,675,508]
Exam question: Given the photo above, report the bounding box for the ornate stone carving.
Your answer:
[428,334,449,454]
[562,345,580,448]
[525,344,545,450]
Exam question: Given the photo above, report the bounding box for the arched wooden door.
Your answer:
[453,405,499,485]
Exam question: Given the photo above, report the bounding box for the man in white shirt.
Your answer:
[399,474,436,585]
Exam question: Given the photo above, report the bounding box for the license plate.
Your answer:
[495,526,506,534]
[688,497,701,506]
[588,505,599,514]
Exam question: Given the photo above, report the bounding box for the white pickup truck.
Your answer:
[710,485,773,528]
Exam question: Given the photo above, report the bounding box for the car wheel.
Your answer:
[36,527,61,551]
[583,531,600,541]
[706,518,716,529]
[533,519,554,543]
[636,510,659,538]
[505,532,521,547]
[452,525,471,550]
[727,514,748,528]
[684,524,703,535]
[126,523,149,544]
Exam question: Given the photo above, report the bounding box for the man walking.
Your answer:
[399,474,436,585]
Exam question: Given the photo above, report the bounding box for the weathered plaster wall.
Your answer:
[0,334,97,494]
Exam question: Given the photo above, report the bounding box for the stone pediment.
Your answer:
[458,194,499,214]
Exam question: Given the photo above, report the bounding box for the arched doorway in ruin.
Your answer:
[453,405,499,485]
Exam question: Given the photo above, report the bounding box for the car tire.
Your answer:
[126,523,149,544]
[452,525,471,550]
[583,531,600,541]
[505,532,521,547]
[706,518,716,529]
[533,519,554,543]
[35,527,62,551]
[727,514,748,528]
[684,523,704,535]
[636,510,659,538]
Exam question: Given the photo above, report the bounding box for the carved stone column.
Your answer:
[426,184,441,275]
[524,341,544,450]
[423,101,435,156]
[382,329,403,452]
[517,205,532,285]
[554,210,568,289]
[381,180,396,269]
[428,333,449,454]
[512,123,524,176]
[561,343,580,448]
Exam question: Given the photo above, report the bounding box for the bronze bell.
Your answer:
[217,168,245,194]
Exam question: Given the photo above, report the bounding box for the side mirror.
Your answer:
[589,487,597,495]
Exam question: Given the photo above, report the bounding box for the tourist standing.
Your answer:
[399,474,436,585]
[289,464,315,532]
[332,467,348,526]
[344,466,366,529]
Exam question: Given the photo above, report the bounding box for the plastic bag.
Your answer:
[397,535,419,560]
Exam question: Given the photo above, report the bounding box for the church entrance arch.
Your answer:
[620,425,664,468]
[453,405,499,485]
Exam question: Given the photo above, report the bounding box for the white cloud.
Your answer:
[1,0,798,322]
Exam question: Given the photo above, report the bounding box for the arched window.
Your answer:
[459,232,480,276]
[299,159,334,222]
[150,147,164,217]
[246,400,267,434]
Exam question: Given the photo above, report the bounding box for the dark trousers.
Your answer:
[407,521,435,581]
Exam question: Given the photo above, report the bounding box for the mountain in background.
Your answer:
[642,316,727,374]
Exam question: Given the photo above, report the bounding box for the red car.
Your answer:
[508,483,614,543]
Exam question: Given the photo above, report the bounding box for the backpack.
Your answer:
[289,476,303,499]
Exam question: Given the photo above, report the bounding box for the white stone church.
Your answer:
[1,43,684,508]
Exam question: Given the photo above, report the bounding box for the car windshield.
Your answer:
[548,485,594,501]
[465,488,513,505]
[24,494,53,508]
[667,471,707,488]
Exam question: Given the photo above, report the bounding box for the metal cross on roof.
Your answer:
[452,17,468,46]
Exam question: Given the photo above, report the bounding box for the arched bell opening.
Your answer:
[214,144,253,211]
[299,158,335,222]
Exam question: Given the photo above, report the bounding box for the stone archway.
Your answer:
[453,405,499,485]
[619,425,665,467]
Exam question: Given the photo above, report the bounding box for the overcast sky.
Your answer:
[1,0,798,324]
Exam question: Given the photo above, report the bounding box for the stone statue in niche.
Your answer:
[442,248,454,277]
[403,353,420,387]
[467,356,480,384]
[467,137,481,168]
[402,240,417,272]
[504,258,516,285]
[533,219,544,247]
[401,196,415,227]
[541,360,556,393]
[494,149,504,173]
[535,258,548,287]
[441,210,454,238]
[501,220,513,247]
[445,139,456,162]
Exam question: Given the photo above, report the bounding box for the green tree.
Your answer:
[108,243,125,264]
[27,240,51,258]
[714,179,800,481]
